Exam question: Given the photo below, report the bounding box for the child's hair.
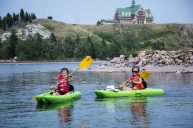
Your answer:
[60,68,69,74]
[132,66,140,73]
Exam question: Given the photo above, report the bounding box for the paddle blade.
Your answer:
[140,69,151,79]
[80,56,93,69]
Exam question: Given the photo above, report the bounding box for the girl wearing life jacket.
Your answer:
[122,66,145,91]
[51,68,74,95]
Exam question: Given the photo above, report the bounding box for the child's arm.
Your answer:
[132,78,142,84]
[123,77,132,85]
[50,79,61,90]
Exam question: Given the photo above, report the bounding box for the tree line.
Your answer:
[0,30,121,60]
[0,9,36,31]
[0,28,166,61]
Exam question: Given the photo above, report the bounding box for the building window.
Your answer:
[137,20,144,24]
[122,11,124,16]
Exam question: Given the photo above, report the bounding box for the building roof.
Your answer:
[115,0,153,18]
[116,5,141,17]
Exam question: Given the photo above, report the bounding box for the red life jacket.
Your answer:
[130,74,144,89]
[57,74,69,93]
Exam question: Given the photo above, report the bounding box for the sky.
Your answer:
[0,0,193,25]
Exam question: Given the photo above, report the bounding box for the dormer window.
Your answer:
[122,11,124,16]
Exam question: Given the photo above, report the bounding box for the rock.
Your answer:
[0,24,51,42]
[90,50,193,72]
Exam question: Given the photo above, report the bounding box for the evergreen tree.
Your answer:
[47,16,53,20]
[97,21,101,26]
[29,15,32,23]
[2,17,7,30]
[0,16,3,29]
[0,38,2,48]
[25,12,29,22]
[35,33,42,41]
[87,36,96,58]
[0,16,2,29]
[6,13,13,28]
[31,13,36,20]
[15,14,19,25]
[8,30,18,58]
[20,9,25,22]
[99,39,108,59]
[64,36,75,58]
[12,13,17,25]
[74,35,80,57]
[50,33,57,42]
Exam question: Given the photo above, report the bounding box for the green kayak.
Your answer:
[34,91,81,104]
[95,88,164,98]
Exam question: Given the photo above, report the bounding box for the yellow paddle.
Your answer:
[69,56,94,76]
[139,69,151,79]
[119,69,151,89]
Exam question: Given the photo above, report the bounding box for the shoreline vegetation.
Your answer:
[0,59,81,64]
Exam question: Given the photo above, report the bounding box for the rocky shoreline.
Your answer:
[1,50,193,73]
[86,50,193,73]
[87,65,193,73]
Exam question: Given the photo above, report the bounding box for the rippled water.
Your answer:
[0,63,193,128]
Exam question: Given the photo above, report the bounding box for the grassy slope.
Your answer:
[37,19,193,50]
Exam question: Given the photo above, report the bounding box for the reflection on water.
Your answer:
[96,97,150,128]
[130,97,148,128]
[36,102,74,126]
[1,63,193,128]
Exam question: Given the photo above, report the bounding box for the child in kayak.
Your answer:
[51,68,74,95]
[121,66,145,91]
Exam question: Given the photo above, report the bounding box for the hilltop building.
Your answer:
[100,0,153,25]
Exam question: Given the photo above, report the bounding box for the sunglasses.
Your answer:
[132,71,138,73]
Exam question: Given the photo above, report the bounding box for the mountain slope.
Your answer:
[38,19,193,50]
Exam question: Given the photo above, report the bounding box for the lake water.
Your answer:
[0,63,193,128]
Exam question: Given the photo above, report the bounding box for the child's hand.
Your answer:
[50,86,56,90]
[123,81,127,85]
[67,75,72,78]
[68,76,73,81]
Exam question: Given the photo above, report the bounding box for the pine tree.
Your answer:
[20,9,25,22]
[0,16,2,29]
[25,12,29,22]
[47,16,53,20]
[0,38,2,48]
[31,13,36,20]
[50,33,57,42]
[8,30,18,58]
[97,21,101,26]
[2,17,7,30]
[74,35,80,57]
[64,36,75,58]
[12,13,17,25]
[6,13,13,28]
[87,36,96,58]
[15,14,19,25]
[29,16,32,23]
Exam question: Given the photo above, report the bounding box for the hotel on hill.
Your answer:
[100,0,154,25]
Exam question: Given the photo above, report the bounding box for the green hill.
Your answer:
[38,19,193,51]
[0,18,193,60]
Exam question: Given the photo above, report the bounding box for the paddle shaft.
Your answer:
[69,67,79,76]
